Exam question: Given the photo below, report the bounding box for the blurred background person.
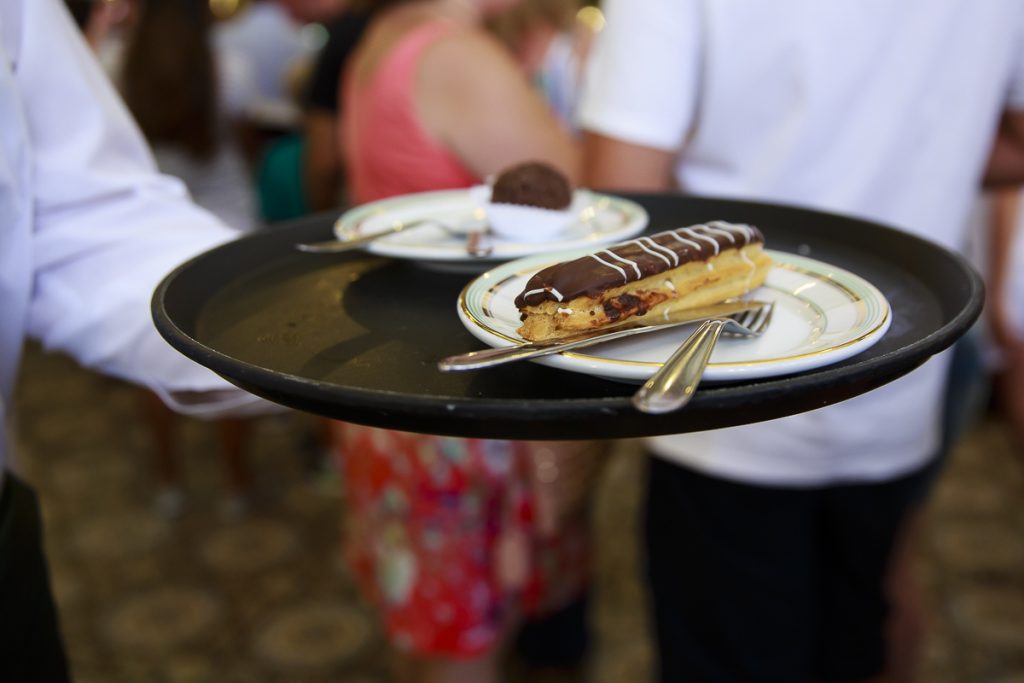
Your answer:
[214,0,319,126]
[121,0,257,233]
[215,0,335,222]
[117,0,262,515]
[342,0,577,200]
[486,0,596,133]
[235,0,355,221]
[301,1,379,212]
[579,1,1024,682]
[333,1,591,682]
[300,0,594,214]
[64,0,131,60]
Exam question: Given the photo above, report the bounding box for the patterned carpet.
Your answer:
[9,343,1024,682]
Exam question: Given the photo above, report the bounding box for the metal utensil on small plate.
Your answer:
[438,300,770,372]
[631,303,775,414]
[296,212,493,257]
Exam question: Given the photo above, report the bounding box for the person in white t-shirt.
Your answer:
[0,1,272,680]
[214,0,319,127]
[578,1,1024,681]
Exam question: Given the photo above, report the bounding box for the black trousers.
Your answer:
[0,472,72,683]
[645,457,928,683]
[514,594,589,670]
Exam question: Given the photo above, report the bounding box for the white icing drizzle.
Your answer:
[604,250,642,279]
[680,227,719,255]
[630,238,674,268]
[590,253,629,283]
[701,222,737,244]
[557,307,573,315]
[729,222,757,241]
[664,279,676,292]
[637,236,679,266]
[523,286,563,302]
[667,230,704,253]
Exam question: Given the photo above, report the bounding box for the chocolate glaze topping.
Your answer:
[491,161,573,209]
[514,221,764,308]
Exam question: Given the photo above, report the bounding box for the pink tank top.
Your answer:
[343,21,479,204]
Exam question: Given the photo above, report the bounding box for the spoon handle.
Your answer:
[631,318,727,414]
[295,220,427,253]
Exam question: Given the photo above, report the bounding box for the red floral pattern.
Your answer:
[330,423,589,657]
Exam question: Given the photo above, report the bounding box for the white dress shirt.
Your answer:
[580,0,1024,486]
[0,0,267,480]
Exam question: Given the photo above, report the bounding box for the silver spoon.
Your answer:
[296,210,492,256]
[631,303,775,414]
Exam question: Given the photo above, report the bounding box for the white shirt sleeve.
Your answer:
[577,0,702,151]
[19,0,272,417]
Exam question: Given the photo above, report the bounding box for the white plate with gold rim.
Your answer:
[334,186,648,269]
[456,249,892,383]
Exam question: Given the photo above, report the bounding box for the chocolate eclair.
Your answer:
[514,221,772,341]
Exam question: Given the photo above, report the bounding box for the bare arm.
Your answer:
[988,188,1022,348]
[418,31,579,184]
[303,110,343,211]
[984,112,1024,187]
[582,131,676,192]
[988,187,1024,446]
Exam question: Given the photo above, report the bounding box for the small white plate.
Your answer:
[333,186,648,270]
[456,249,892,383]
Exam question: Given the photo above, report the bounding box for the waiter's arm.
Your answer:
[985,112,1024,186]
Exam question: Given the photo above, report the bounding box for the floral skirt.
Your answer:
[330,423,590,658]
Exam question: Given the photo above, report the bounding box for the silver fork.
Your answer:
[631,303,774,414]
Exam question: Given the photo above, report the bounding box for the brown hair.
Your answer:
[121,0,219,160]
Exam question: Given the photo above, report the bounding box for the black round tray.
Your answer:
[152,193,983,440]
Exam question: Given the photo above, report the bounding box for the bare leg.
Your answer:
[394,650,502,683]
[218,418,251,495]
[884,507,927,683]
[139,390,187,517]
[391,611,519,683]
[218,418,252,517]
[819,508,925,683]
[139,390,178,488]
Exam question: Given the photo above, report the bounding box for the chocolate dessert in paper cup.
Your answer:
[474,161,581,242]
